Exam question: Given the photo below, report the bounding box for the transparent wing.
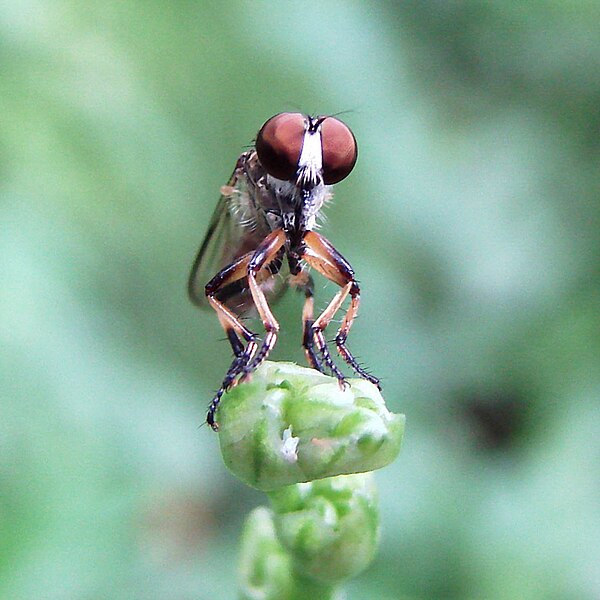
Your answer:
[187,154,287,313]
[188,189,237,307]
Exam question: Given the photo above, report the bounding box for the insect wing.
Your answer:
[188,193,234,307]
[188,156,286,312]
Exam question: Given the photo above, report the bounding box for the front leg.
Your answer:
[204,230,286,429]
[204,253,259,430]
[301,231,381,389]
[241,229,287,377]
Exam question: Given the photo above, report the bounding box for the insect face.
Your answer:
[255,113,358,187]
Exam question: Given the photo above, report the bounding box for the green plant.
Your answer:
[214,361,404,599]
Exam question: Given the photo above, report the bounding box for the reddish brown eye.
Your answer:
[255,113,307,181]
[320,117,358,184]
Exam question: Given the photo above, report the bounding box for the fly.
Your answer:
[188,113,380,430]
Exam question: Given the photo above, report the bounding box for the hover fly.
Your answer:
[188,113,380,430]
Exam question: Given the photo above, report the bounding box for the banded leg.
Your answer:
[241,229,287,376]
[301,230,380,388]
[205,253,259,429]
[290,271,325,373]
[205,230,286,428]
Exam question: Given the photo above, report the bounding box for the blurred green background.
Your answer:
[2,2,600,599]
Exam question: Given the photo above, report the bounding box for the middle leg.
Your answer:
[290,270,326,373]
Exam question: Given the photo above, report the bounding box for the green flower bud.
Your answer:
[268,473,379,584]
[239,507,342,600]
[217,362,404,491]
[238,507,294,600]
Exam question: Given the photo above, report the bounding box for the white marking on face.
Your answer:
[297,128,323,186]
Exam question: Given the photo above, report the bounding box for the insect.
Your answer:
[188,112,380,430]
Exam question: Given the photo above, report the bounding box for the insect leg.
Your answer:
[226,329,245,357]
[301,231,380,388]
[333,283,380,388]
[204,253,259,429]
[242,229,287,376]
[290,271,325,372]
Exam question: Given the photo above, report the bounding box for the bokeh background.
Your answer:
[2,2,600,599]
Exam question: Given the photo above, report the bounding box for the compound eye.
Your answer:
[320,117,358,184]
[255,113,307,181]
